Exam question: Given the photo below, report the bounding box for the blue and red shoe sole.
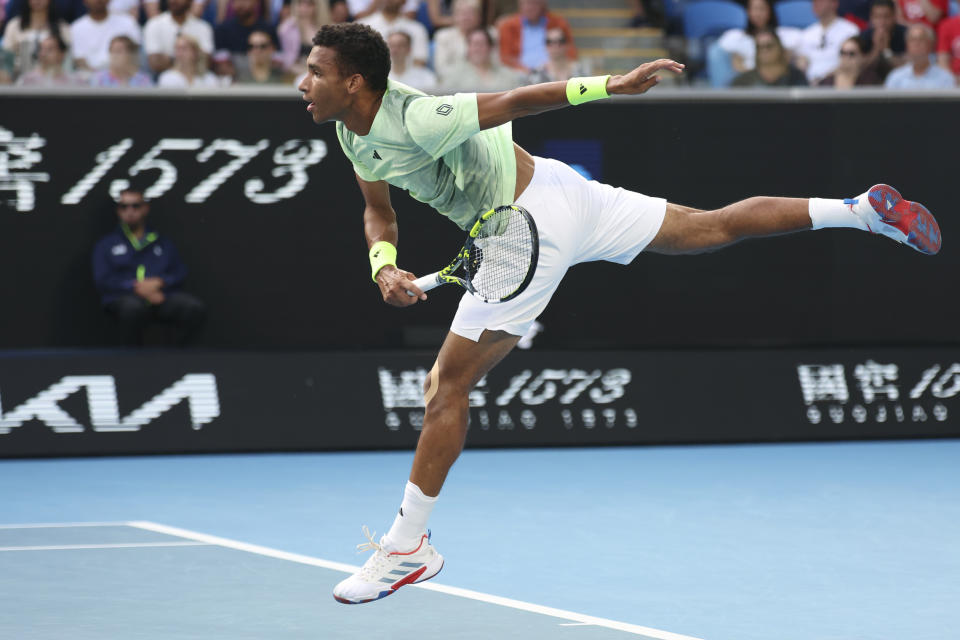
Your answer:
[867,184,941,255]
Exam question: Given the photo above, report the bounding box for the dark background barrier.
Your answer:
[1,92,958,350]
[2,347,957,457]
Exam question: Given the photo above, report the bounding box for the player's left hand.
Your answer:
[606,59,685,96]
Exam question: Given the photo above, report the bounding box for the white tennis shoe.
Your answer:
[333,527,444,604]
[846,184,941,255]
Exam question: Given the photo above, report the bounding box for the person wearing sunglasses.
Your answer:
[237,28,291,83]
[795,0,860,83]
[732,28,808,86]
[526,26,588,83]
[92,189,206,346]
[816,35,883,86]
[213,0,278,55]
[497,0,576,72]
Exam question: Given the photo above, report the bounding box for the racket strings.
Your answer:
[467,207,535,301]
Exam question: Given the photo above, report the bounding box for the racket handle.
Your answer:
[406,272,441,296]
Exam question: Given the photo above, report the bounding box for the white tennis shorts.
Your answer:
[450,156,667,341]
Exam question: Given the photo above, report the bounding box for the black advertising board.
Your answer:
[1,348,958,457]
[1,92,958,351]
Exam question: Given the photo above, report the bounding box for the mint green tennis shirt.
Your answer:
[335,79,517,230]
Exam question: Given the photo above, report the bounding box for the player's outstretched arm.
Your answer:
[475,58,684,131]
[356,174,425,306]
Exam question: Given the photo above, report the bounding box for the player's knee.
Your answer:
[425,371,471,411]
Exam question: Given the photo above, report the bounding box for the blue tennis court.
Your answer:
[2,441,958,640]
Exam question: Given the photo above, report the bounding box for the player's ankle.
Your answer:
[384,481,438,550]
[808,197,868,231]
[382,530,426,552]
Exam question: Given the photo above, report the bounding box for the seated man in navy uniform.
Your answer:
[92,188,206,345]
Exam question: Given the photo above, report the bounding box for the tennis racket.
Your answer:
[406,204,539,304]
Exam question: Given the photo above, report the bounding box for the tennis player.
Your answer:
[298,23,941,604]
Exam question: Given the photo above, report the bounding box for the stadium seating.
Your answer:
[774,0,817,28]
[682,0,747,39]
[682,0,747,77]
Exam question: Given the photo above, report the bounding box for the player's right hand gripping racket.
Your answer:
[406,204,539,304]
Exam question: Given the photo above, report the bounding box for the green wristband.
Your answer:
[369,241,397,282]
[566,75,611,106]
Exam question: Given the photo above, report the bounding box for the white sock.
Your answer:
[383,481,437,550]
[808,197,868,231]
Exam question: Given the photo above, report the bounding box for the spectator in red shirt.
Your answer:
[937,13,960,78]
[497,0,576,71]
[896,0,947,29]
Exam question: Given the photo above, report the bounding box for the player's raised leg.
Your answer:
[648,186,940,255]
[332,329,520,604]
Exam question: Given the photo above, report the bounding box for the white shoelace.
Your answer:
[357,525,381,553]
[354,525,401,582]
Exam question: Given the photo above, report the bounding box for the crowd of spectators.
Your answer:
[713,0,958,87]
[0,0,956,89]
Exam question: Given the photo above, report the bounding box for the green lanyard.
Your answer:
[121,223,158,251]
[121,224,158,283]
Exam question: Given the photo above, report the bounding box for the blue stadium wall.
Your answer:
[1,90,958,456]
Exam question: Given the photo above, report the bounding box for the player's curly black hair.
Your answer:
[312,23,390,92]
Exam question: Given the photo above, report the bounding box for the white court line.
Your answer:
[0,541,210,552]
[0,522,130,529]
[129,520,704,640]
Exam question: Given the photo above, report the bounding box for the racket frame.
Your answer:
[410,205,539,303]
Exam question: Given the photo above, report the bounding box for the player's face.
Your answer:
[300,46,352,124]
